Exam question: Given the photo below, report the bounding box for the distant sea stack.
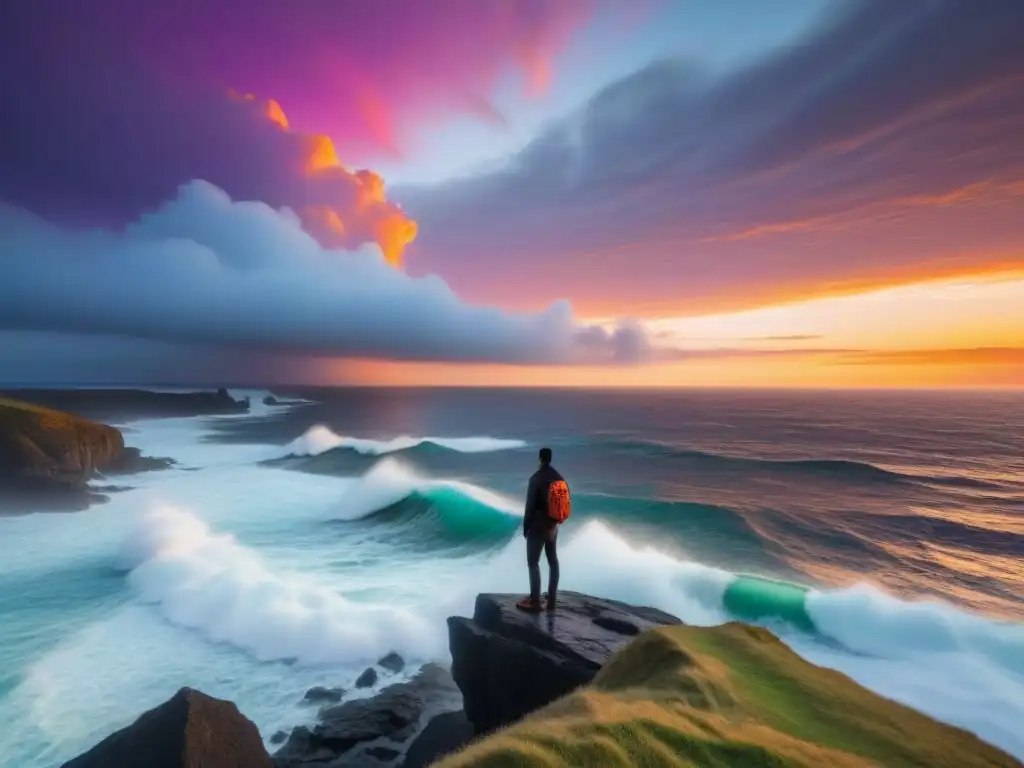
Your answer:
[0,396,176,512]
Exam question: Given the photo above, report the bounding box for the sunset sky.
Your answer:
[0,0,1021,388]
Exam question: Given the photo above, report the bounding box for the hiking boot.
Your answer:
[542,593,556,611]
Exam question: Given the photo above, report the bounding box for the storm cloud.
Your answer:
[0,182,649,367]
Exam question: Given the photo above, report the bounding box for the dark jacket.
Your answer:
[524,464,564,537]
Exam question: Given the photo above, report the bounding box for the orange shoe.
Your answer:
[516,597,542,613]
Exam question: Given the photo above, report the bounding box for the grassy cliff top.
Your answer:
[438,622,1019,768]
[0,396,90,427]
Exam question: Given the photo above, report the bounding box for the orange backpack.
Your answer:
[547,480,571,524]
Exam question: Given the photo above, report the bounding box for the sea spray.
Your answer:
[119,506,441,664]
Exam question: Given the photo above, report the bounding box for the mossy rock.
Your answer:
[437,622,1019,768]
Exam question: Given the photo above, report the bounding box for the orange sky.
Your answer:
[323,271,1024,388]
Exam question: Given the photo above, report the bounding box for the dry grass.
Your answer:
[437,623,1019,768]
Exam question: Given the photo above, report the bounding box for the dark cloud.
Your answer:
[0,182,649,367]
[399,0,1024,313]
[0,332,321,387]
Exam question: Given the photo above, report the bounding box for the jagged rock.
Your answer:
[103,446,176,475]
[303,685,344,704]
[401,710,473,768]
[61,687,271,768]
[274,663,460,768]
[378,651,405,674]
[355,667,378,688]
[447,591,682,734]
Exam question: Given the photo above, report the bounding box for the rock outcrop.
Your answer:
[0,397,175,511]
[104,446,177,475]
[447,591,682,734]
[61,687,272,768]
[273,662,462,768]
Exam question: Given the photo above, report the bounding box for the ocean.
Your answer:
[1,387,1023,765]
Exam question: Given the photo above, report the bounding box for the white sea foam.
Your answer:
[280,423,525,457]
[118,505,442,664]
[808,583,1024,676]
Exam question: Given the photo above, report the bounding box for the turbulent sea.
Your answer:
[2,387,1024,765]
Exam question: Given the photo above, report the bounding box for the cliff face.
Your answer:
[448,591,682,735]
[0,397,124,490]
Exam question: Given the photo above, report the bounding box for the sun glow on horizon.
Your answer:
[320,272,1024,389]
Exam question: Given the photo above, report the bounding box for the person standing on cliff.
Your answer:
[517,447,572,613]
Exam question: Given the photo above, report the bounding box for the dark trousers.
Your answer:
[526,526,559,604]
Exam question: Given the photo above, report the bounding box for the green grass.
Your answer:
[437,623,1019,768]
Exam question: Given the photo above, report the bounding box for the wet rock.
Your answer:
[103,446,176,475]
[273,663,460,768]
[303,685,344,704]
[61,687,272,768]
[378,651,405,674]
[447,591,681,734]
[355,667,378,688]
[270,730,288,745]
[401,710,473,768]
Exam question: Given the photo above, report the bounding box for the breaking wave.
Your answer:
[114,504,1024,684]
[116,505,443,664]
[279,425,526,458]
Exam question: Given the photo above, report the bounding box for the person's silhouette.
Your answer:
[517,447,568,612]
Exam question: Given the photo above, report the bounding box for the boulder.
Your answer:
[263,395,281,406]
[447,591,681,734]
[302,685,344,704]
[355,667,379,688]
[378,651,406,674]
[61,687,272,768]
[274,663,461,768]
